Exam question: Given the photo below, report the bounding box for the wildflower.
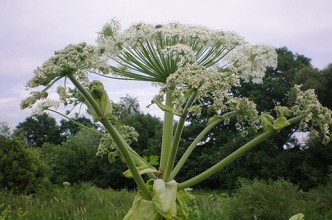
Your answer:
[32,100,60,115]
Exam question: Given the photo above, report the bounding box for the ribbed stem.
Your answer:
[170,111,236,180]
[163,90,197,181]
[159,90,174,178]
[178,114,307,190]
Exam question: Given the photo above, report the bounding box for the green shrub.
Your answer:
[0,136,50,194]
[304,172,332,220]
[222,178,305,220]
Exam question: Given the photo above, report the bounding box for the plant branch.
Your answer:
[159,89,174,178]
[170,111,236,180]
[163,90,197,181]
[67,74,152,199]
[177,113,307,190]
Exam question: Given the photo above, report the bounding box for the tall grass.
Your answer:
[0,183,134,220]
[1,179,331,219]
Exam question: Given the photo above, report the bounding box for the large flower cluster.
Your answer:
[21,43,109,112]
[27,43,108,89]
[97,21,277,84]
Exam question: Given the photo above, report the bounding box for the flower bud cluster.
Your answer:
[96,125,139,157]
[291,85,332,144]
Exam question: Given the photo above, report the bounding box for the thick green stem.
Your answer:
[170,111,236,180]
[68,74,152,200]
[159,90,174,178]
[164,90,197,181]
[177,114,307,190]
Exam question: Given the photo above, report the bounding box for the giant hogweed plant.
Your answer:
[22,21,332,219]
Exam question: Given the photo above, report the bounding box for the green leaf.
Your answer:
[143,155,160,166]
[123,192,160,220]
[108,152,116,164]
[123,165,161,178]
[261,114,274,131]
[176,189,196,220]
[273,116,291,131]
[152,179,177,219]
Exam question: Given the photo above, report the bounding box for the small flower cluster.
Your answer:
[162,65,238,113]
[227,97,260,134]
[227,44,278,83]
[32,100,60,115]
[161,44,196,67]
[291,85,332,144]
[21,91,48,109]
[96,125,139,157]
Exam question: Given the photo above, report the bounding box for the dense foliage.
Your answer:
[0,136,50,194]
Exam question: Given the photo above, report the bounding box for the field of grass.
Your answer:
[1,180,331,220]
[0,183,227,219]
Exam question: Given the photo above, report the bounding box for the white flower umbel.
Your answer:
[97,21,277,84]
[32,99,60,115]
[291,85,332,144]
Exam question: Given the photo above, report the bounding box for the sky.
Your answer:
[1,0,332,130]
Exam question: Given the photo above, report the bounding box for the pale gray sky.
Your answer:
[1,0,332,129]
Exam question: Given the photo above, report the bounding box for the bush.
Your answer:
[0,136,50,194]
[303,172,332,220]
[222,178,305,220]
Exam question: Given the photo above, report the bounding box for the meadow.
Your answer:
[1,178,331,220]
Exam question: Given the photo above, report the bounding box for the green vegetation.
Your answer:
[1,179,331,219]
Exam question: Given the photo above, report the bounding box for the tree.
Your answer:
[317,64,332,109]
[117,95,141,120]
[59,116,95,140]
[21,21,332,219]
[295,64,332,109]
[0,136,50,193]
[14,113,62,147]
[0,121,11,137]
[234,47,312,112]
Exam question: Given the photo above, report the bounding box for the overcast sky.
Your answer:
[1,0,332,129]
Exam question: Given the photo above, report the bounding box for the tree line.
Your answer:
[0,47,331,194]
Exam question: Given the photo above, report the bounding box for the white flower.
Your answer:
[33,100,60,115]
[291,85,332,144]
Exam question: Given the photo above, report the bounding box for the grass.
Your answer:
[0,183,227,220]
[0,183,134,220]
[1,180,331,220]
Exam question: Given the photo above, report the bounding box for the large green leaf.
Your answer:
[123,165,160,178]
[152,179,177,219]
[123,192,160,220]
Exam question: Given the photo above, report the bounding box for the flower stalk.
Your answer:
[159,89,175,179]
[67,74,152,200]
[177,114,307,190]
[163,90,197,181]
